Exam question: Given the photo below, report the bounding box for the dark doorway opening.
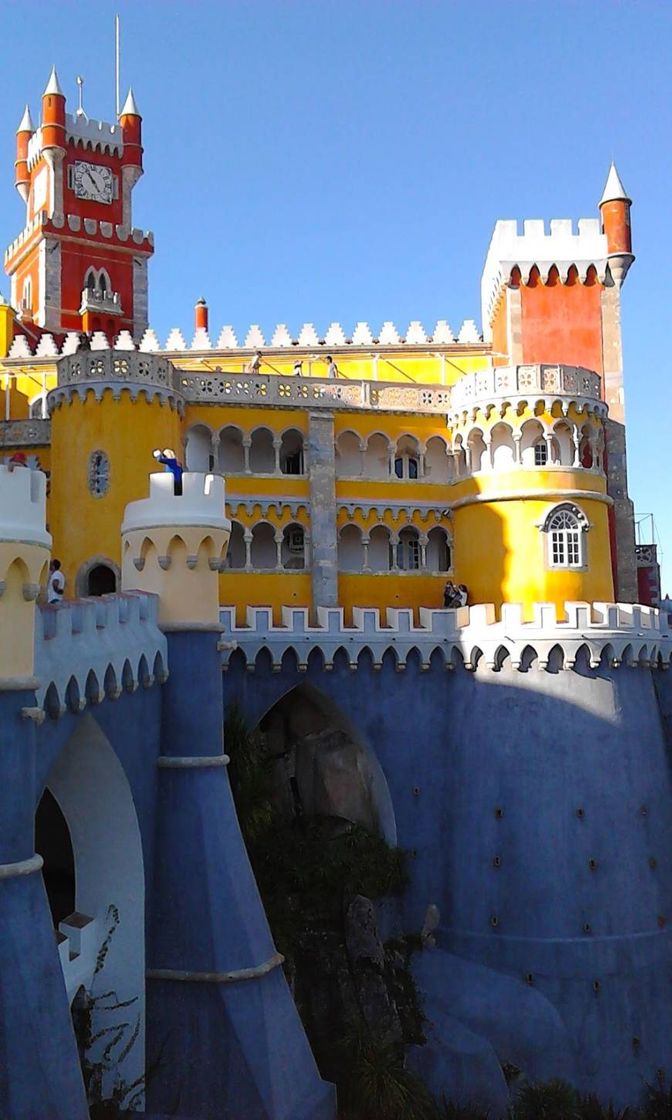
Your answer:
[35,789,75,926]
[87,564,117,596]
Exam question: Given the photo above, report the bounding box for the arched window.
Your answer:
[218,426,245,473]
[282,523,305,568]
[226,521,246,569]
[424,437,450,483]
[396,527,420,570]
[84,268,96,292]
[87,564,117,596]
[336,431,362,478]
[185,425,212,472]
[250,522,276,569]
[427,527,451,572]
[22,277,32,311]
[394,435,419,480]
[280,430,304,475]
[88,449,110,497]
[338,524,364,571]
[363,433,390,480]
[543,504,588,569]
[249,428,275,474]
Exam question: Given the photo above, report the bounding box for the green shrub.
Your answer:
[578,1095,639,1120]
[338,1021,438,1120]
[513,1079,581,1120]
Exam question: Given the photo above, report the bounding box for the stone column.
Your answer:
[307,412,338,610]
[513,432,522,465]
[361,535,370,572]
[243,528,253,571]
[273,436,282,475]
[242,436,251,475]
[274,529,284,570]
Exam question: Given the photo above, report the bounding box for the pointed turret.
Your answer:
[120,88,140,117]
[15,106,34,202]
[120,86,143,172]
[41,66,66,152]
[598,162,633,285]
[43,66,63,97]
[16,105,34,135]
[600,162,630,206]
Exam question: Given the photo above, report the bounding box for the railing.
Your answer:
[451,364,601,412]
[0,419,51,447]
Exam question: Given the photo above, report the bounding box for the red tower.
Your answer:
[4,70,153,339]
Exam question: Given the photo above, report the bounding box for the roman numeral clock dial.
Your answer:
[72,160,113,204]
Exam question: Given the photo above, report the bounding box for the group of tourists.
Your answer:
[443,581,469,609]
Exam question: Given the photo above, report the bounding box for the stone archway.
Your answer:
[256,682,396,844]
[75,556,121,598]
[39,715,145,1100]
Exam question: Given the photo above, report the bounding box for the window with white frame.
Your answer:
[543,504,587,568]
[394,529,421,570]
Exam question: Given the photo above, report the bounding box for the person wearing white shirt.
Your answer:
[47,559,65,605]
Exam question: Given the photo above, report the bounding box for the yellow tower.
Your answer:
[449,363,614,614]
[121,471,230,628]
[48,349,183,597]
[0,465,51,683]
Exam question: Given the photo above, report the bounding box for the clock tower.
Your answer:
[5,68,153,339]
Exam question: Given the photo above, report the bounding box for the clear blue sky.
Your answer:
[2,1,671,584]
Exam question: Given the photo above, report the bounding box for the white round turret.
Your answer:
[0,466,52,683]
[121,472,231,629]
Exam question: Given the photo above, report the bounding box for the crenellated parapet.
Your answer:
[35,591,167,716]
[122,472,231,628]
[220,601,671,673]
[48,349,183,411]
[0,465,51,683]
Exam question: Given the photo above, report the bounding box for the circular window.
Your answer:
[88,449,110,497]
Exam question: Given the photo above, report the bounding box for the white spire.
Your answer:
[43,66,63,97]
[599,162,630,206]
[16,105,34,133]
[120,87,140,116]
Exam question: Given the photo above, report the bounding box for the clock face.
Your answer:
[72,161,113,204]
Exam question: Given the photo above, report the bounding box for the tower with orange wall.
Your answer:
[4,72,153,339]
[480,165,637,600]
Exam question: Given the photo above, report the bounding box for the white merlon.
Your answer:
[217,326,239,349]
[191,327,212,350]
[379,321,400,344]
[122,471,229,534]
[432,320,454,344]
[481,216,608,339]
[0,465,51,548]
[245,325,265,348]
[352,321,373,345]
[297,323,319,347]
[90,331,110,351]
[8,335,33,358]
[61,332,80,355]
[17,105,34,134]
[220,601,672,673]
[325,322,346,346]
[139,327,161,352]
[43,67,63,97]
[120,88,140,117]
[115,330,136,351]
[35,333,58,357]
[405,321,427,344]
[271,324,293,347]
[165,328,186,351]
[600,162,629,206]
[457,319,481,343]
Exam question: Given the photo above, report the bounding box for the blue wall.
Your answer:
[224,650,672,1107]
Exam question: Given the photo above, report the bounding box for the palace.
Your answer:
[1,69,671,1120]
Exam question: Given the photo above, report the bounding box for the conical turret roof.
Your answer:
[600,162,630,205]
[16,105,34,133]
[120,88,140,116]
[43,66,63,96]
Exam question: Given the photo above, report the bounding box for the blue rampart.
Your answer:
[221,603,672,1111]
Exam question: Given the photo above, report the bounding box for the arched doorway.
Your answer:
[87,564,117,596]
[35,788,75,927]
[40,716,145,1099]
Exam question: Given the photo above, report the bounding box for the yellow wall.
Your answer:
[220,572,312,625]
[49,389,182,593]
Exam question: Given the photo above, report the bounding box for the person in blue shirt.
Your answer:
[153,447,183,495]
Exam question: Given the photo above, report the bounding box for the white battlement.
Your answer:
[219,601,672,673]
[481,216,609,339]
[65,112,123,154]
[35,591,167,712]
[122,471,229,534]
[0,465,51,547]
